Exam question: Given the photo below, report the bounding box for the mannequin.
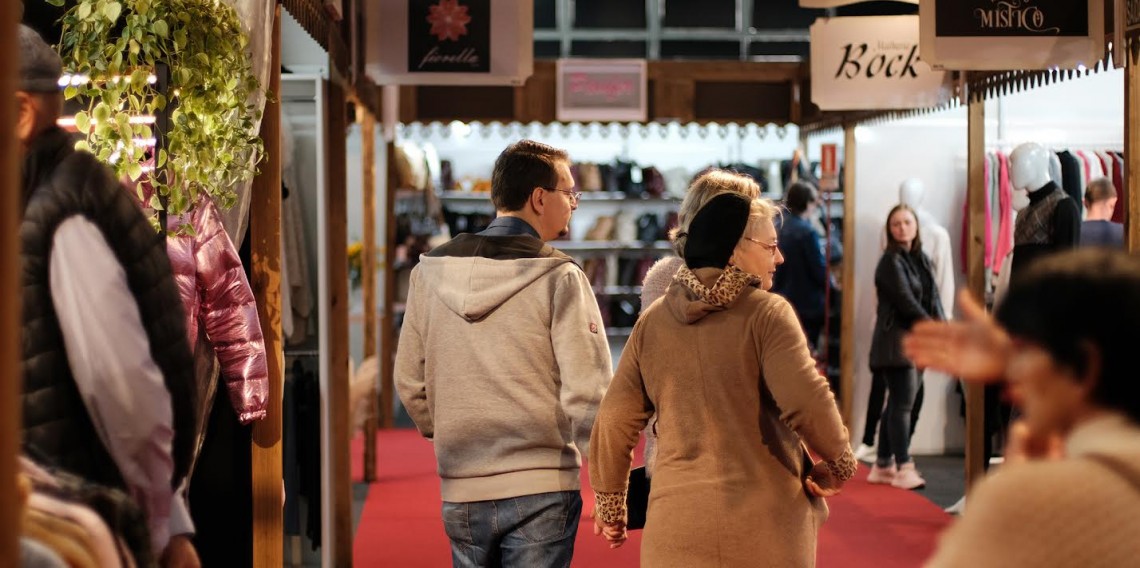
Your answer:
[1008,143,1080,277]
[898,179,955,316]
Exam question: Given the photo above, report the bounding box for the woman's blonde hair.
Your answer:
[744,197,781,238]
[671,169,762,256]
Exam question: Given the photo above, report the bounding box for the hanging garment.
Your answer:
[994,153,1015,275]
[1056,151,1085,212]
[1112,152,1125,223]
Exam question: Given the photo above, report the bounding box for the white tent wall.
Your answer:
[849,68,1124,456]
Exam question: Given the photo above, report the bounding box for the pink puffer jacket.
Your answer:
[167,197,268,423]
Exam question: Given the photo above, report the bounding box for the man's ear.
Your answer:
[1075,340,1103,397]
[16,92,36,144]
[528,186,546,215]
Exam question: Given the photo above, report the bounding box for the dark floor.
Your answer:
[913,454,966,511]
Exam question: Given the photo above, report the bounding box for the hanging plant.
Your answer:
[47,0,264,230]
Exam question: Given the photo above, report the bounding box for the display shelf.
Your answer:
[438,190,680,204]
[593,286,644,296]
[605,327,636,338]
[552,240,673,254]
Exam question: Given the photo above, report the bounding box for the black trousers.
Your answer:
[189,392,254,567]
[862,370,925,447]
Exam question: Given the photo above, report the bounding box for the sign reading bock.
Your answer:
[366,0,533,86]
[810,16,952,111]
[919,0,1104,70]
[556,59,648,122]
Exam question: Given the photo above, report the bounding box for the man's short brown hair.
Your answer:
[491,140,570,212]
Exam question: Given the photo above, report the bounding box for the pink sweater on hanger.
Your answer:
[994,152,1014,273]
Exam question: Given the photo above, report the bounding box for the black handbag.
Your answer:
[626,466,651,530]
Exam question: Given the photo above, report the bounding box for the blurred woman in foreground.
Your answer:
[905,249,1140,567]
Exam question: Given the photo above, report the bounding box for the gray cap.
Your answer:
[19,24,63,93]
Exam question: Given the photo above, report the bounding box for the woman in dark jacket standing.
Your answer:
[867,204,944,490]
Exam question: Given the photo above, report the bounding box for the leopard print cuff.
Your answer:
[820,448,858,482]
[594,491,627,526]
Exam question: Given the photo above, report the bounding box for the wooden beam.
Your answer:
[250,6,284,568]
[965,95,987,491]
[324,77,353,567]
[0,3,22,566]
[1127,42,1140,252]
[840,124,856,427]
[379,141,398,429]
[361,109,378,482]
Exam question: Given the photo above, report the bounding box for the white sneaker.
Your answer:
[945,496,966,515]
[867,464,897,484]
[891,462,926,490]
[853,443,877,463]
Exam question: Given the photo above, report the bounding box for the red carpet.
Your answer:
[352,430,951,567]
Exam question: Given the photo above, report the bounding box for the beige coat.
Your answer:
[590,267,851,567]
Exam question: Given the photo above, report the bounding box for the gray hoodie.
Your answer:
[395,233,613,502]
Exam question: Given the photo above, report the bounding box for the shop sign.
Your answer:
[919,0,1105,70]
[365,0,533,86]
[810,16,952,111]
[799,0,916,6]
[556,59,648,122]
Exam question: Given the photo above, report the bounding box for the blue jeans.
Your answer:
[441,490,582,568]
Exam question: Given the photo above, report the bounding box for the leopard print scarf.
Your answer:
[674,264,761,307]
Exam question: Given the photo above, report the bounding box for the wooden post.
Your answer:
[250,5,284,567]
[378,84,399,431]
[1,3,22,566]
[361,109,378,482]
[379,140,398,429]
[965,95,988,490]
[840,124,856,426]
[323,76,353,567]
[1127,41,1140,252]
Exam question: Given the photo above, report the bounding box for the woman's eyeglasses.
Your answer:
[543,187,582,203]
[744,237,779,255]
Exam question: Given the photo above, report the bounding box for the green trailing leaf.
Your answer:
[74,111,90,133]
[103,2,122,23]
[55,0,265,230]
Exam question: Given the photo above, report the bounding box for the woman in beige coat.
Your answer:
[589,178,855,567]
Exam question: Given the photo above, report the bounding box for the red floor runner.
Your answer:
[352,430,951,567]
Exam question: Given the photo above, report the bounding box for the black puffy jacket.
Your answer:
[21,126,197,490]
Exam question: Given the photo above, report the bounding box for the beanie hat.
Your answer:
[683,193,751,270]
[19,25,63,93]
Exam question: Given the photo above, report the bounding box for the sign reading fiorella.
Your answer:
[365,0,533,86]
[919,0,1104,70]
[810,16,952,111]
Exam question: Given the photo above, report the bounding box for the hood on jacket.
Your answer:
[663,265,760,325]
[417,234,575,322]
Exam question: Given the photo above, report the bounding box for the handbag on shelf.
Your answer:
[626,466,651,530]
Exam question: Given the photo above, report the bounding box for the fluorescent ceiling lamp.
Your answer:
[799,0,916,7]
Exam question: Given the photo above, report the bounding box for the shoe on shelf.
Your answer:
[853,443,877,463]
[867,464,897,484]
[945,496,966,515]
[892,462,926,490]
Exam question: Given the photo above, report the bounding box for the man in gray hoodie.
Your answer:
[395,140,612,567]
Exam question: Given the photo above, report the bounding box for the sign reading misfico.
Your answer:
[919,0,1103,70]
[811,16,952,111]
[935,0,1089,37]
